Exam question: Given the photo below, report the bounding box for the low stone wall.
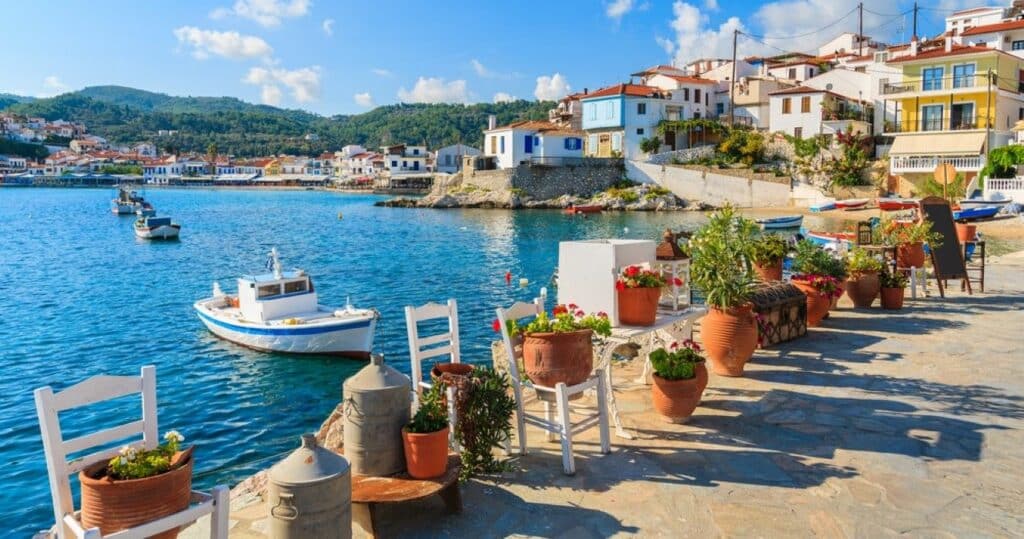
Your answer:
[510,160,624,200]
[461,168,513,192]
[627,160,792,208]
[646,145,715,165]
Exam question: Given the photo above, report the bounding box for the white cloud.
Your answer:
[243,65,322,104]
[322,19,335,36]
[36,75,70,97]
[371,68,393,77]
[606,0,635,21]
[493,92,517,103]
[173,26,273,60]
[655,36,675,55]
[471,59,491,77]
[662,2,749,67]
[397,77,469,104]
[210,0,310,27]
[354,92,374,107]
[704,0,718,10]
[533,73,571,101]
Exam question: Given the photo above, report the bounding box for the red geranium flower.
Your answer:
[568,303,579,310]
[491,319,501,332]
[553,305,569,316]
[615,281,626,292]
[670,342,679,349]
[673,277,683,287]
[626,265,639,277]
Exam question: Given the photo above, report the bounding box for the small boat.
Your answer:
[111,186,150,215]
[756,215,803,229]
[194,248,377,357]
[877,198,918,211]
[834,198,869,210]
[134,213,180,240]
[137,202,156,217]
[801,228,856,249]
[953,206,1001,221]
[809,201,836,212]
[958,198,1012,210]
[564,204,602,215]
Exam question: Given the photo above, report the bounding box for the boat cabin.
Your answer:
[237,270,318,322]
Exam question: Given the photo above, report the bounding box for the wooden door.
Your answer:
[598,134,611,157]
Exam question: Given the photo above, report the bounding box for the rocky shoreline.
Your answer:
[375,183,711,211]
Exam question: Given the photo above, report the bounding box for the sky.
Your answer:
[0,0,972,116]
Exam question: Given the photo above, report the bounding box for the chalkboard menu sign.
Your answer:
[918,196,971,296]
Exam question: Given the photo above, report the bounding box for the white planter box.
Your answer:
[557,239,656,326]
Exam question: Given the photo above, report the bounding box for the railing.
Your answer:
[885,116,987,133]
[984,176,1024,202]
[881,73,994,95]
[890,155,985,173]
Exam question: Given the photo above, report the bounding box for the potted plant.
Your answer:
[649,340,708,423]
[875,216,943,268]
[402,382,450,479]
[689,206,759,377]
[790,240,845,326]
[748,233,789,281]
[845,248,884,308]
[452,367,516,480]
[510,305,611,388]
[616,265,676,326]
[879,267,908,310]
[79,431,192,539]
[955,220,977,243]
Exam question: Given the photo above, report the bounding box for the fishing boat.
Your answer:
[564,204,603,215]
[953,206,1001,221]
[801,228,856,250]
[834,198,869,210]
[194,248,377,357]
[877,197,918,211]
[111,186,150,215]
[756,215,803,230]
[137,201,156,217]
[809,200,836,212]
[958,198,1012,210]
[133,213,180,240]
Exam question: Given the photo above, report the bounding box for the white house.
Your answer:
[945,6,1005,36]
[729,77,797,128]
[960,19,1024,57]
[133,143,157,157]
[580,84,678,159]
[434,143,480,173]
[768,85,870,138]
[817,32,884,57]
[767,60,823,82]
[483,120,583,169]
[0,155,28,173]
[381,144,430,175]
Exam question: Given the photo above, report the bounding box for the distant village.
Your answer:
[5,5,1024,192]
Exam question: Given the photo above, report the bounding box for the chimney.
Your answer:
[910,38,919,56]
[487,114,496,130]
[945,36,952,52]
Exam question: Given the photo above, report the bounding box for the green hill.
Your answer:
[2,86,553,156]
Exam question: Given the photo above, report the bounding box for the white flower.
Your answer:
[164,430,184,444]
[118,456,128,466]
[118,445,131,456]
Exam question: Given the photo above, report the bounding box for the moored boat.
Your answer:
[111,186,150,215]
[564,204,602,215]
[756,215,803,229]
[877,197,918,211]
[958,198,1012,210]
[801,228,856,250]
[835,198,869,210]
[194,248,377,357]
[809,200,836,212]
[953,206,1001,221]
[134,213,181,240]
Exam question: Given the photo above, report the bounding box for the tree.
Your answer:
[206,142,218,174]
[640,136,662,154]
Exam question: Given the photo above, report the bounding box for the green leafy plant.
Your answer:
[791,240,848,280]
[496,305,611,337]
[879,266,908,288]
[649,340,705,381]
[717,127,765,166]
[453,367,516,480]
[846,247,884,274]
[107,430,185,480]
[605,186,639,203]
[874,216,943,248]
[407,383,448,434]
[827,128,871,187]
[918,172,967,201]
[640,136,662,154]
[979,144,1024,179]
[748,234,789,265]
[689,206,758,309]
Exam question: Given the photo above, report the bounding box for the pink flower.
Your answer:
[574,310,585,317]
[568,303,579,310]
[597,311,608,318]
[670,342,679,349]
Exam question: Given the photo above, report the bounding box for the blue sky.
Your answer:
[1,0,960,115]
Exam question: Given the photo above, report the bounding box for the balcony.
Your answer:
[881,73,994,96]
[890,155,985,173]
[885,116,987,134]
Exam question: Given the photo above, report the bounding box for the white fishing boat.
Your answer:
[194,248,377,357]
[111,186,150,215]
[134,213,180,240]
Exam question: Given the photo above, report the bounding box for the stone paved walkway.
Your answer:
[185,257,1024,538]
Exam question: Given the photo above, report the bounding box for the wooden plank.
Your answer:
[35,387,75,538]
[351,455,460,504]
[408,302,450,321]
[50,375,142,411]
[62,420,144,455]
[418,346,453,360]
[141,366,158,450]
[416,333,451,347]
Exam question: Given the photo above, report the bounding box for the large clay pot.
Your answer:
[80,448,194,539]
[651,363,708,423]
[401,426,450,479]
[617,287,661,326]
[430,362,474,381]
[956,223,977,243]
[880,287,905,310]
[793,280,831,327]
[521,329,593,388]
[699,305,757,377]
[846,271,880,308]
[753,260,783,282]
[897,242,926,268]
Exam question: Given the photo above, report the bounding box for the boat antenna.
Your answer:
[270,247,283,279]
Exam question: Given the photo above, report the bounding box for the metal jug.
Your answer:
[268,434,351,539]
[342,354,411,476]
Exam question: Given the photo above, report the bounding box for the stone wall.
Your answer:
[510,160,624,199]
[627,160,792,207]
[461,168,514,192]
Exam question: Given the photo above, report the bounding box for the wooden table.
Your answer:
[349,455,462,538]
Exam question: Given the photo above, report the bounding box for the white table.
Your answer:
[594,307,707,439]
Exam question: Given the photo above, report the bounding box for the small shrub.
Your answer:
[846,247,884,274]
[606,186,639,203]
[640,136,662,154]
[749,234,789,265]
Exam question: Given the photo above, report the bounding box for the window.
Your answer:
[921,104,944,131]
[951,102,975,129]
[490,136,496,154]
[588,104,597,120]
[283,280,307,295]
[809,68,815,77]
[788,68,796,79]
[444,154,452,166]
[403,160,408,167]
[588,134,598,153]
[257,284,281,299]
[1019,107,1024,120]
[605,101,615,119]
[705,92,709,106]
[1014,40,1024,50]
[952,64,975,89]
[499,136,505,153]
[683,88,690,101]
[716,103,725,115]
[524,135,533,154]
[694,89,701,103]
[782,97,792,114]
[413,148,420,155]
[391,160,398,167]
[637,103,647,115]
[923,67,944,91]
[611,133,622,151]
[794,127,803,138]
[636,128,645,135]
[801,96,811,113]
[564,137,581,150]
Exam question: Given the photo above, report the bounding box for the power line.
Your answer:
[742,5,860,40]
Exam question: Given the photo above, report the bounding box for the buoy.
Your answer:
[505,271,512,285]
[519,278,529,288]
[337,212,343,220]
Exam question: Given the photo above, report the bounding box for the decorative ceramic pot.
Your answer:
[401,426,450,479]
[897,242,926,268]
[792,280,831,327]
[521,329,593,388]
[430,362,474,381]
[699,305,757,377]
[956,223,977,243]
[651,363,708,423]
[753,260,783,282]
[80,448,194,539]
[617,287,661,326]
[846,271,880,308]
[880,287,905,310]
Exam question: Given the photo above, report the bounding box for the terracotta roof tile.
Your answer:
[660,74,717,85]
[886,44,998,62]
[580,83,668,99]
[961,19,1024,36]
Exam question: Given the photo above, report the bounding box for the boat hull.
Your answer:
[877,198,917,211]
[111,202,136,215]
[959,198,1011,210]
[809,202,836,212]
[953,206,1000,221]
[802,228,855,250]
[195,307,375,357]
[757,215,803,229]
[835,198,869,210]
[564,205,602,215]
[135,224,180,240]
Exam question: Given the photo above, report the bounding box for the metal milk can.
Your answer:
[268,434,352,539]
[342,354,411,476]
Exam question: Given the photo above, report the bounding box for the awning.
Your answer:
[889,131,986,156]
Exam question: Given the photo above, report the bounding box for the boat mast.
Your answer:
[270,247,283,279]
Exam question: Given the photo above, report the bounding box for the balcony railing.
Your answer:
[890,155,985,173]
[885,116,987,133]
[881,73,995,95]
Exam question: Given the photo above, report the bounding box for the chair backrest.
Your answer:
[34,365,158,537]
[404,299,461,392]
[495,297,546,387]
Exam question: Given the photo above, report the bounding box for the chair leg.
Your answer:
[555,382,575,475]
[446,385,460,452]
[210,485,230,539]
[512,383,528,455]
[596,372,611,455]
[543,400,556,442]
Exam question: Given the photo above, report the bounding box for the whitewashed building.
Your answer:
[483,120,584,168]
[946,6,1005,36]
[768,85,870,138]
[381,144,430,174]
[434,144,480,173]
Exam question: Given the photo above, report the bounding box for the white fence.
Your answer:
[984,176,1024,203]
[890,155,984,173]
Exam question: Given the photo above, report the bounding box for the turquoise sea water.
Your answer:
[0,187,900,535]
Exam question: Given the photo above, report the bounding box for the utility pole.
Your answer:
[729,28,738,126]
[859,3,864,56]
[986,69,993,157]
[912,2,918,40]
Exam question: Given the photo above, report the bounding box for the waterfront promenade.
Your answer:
[191,254,1024,538]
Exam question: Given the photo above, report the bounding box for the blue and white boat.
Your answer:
[958,198,1011,210]
[953,206,1000,221]
[756,215,803,230]
[194,248,377,357]
[809,200,836,212]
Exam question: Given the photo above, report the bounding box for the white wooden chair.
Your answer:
[34,365,229,539]
[404,299,462,446]
[496,298,611,475]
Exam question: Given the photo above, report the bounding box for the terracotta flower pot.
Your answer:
[430,362,474,381]
[753,260,783,282]
[880,287,905,310]
[956,223,977,243]
[651,364,708,423]
[829,280,846,311]
[402,426,450,479]
[792,280,831,327]
[699,305,757,377]
[521,329,593,388]
[897,242,926,268]
[846,271,880,308]
[617,287,661,326]
[80,448,195,539]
